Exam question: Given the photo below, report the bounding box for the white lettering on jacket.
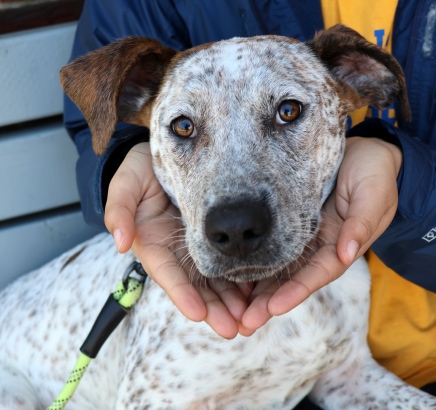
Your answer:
[422,227,436,242]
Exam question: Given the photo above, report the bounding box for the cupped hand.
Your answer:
[104,142,251,339]
[105,137,402,337]
[240,136,403,330]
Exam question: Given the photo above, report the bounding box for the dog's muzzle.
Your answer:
[205,199,271,259]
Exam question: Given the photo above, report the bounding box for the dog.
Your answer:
[0,25,434,409]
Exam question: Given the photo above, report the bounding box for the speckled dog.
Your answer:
[1,25,434,410]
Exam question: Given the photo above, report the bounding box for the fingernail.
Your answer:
[345,240,359,264]
[113,229,124,252]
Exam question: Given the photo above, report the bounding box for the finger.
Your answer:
[242,291,273,330]
[105,143,156,253]
[197,285,240,339]
[132,240,208,323]
[237,323,256,337]
[267,243,347,316]
[334,137,400,265]
[105,194,137,253]
[196,278,253,337]
[335,185,397,266]
[235,281,255,299]
[240,278,280,330]
[207,279,252,322]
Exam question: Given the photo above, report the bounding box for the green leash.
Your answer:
[47,262,147,410]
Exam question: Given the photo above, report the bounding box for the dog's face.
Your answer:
[150,37,346,280]
[60,25,410,281]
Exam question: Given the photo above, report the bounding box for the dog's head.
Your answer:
[61,25,409,281]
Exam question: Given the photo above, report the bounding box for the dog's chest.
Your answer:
[116,273,366,409]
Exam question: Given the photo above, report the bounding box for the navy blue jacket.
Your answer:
[64,0,436,291]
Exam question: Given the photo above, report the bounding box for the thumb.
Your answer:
[104,176,138,253]
[335,190,397,266]
[334,137,401,265]
[104,201,135,253]
[104,143,152,253]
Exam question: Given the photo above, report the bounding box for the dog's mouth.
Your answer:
[221,265,282,282]
[194,236,318,283]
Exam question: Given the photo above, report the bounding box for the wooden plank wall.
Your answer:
[0,22,100,289]
[0,0,84,34]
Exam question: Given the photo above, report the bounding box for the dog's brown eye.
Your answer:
[172,116,195,138]
[276,100,302,123]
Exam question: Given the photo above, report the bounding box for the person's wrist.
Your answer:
[345,136,403,178]
[101,136,149,207]
[378,138,403,178]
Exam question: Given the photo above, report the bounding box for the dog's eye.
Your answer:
[171,116,195,138]
[276,100,302,124]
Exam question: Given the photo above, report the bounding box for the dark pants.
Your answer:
[294,383,436,409]
[294,397,322,409]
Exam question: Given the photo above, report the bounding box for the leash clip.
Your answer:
[122,261,148,288]
[48,261,148,409]
[80,261,147,360]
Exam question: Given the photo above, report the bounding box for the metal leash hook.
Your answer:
[47,261,148,410]
[81,261,148,358]
[122,261,148,289]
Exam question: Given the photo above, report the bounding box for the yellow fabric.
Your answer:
[367,251,436,387]
[321,0,397,126]
[321,0,436,388]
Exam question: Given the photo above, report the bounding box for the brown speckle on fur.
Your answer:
[0,27,432,410]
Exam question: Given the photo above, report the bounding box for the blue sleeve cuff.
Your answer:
[74,124,149,230]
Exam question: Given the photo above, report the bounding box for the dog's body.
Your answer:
[0,234,428,410]
[1,25,435,409]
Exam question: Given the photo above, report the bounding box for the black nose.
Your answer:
[205,200,271,258]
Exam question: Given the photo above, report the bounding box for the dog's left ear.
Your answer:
[306,24,411,122]
[60,37,178,155]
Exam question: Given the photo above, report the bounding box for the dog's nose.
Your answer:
[205,201,271,258]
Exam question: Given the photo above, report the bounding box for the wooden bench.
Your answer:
[0,22,100,289]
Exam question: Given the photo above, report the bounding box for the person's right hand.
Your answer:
[104,142,252,339]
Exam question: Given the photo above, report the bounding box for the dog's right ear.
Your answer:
[60,37,178,155]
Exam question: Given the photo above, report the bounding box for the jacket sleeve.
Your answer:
[64,0,190,230]
[348,118,436,291]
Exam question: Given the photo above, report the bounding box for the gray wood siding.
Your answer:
[0,22,101,288]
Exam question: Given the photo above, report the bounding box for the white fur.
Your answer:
[1,34,435,409]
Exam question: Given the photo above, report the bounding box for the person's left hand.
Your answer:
[239,136,403,331]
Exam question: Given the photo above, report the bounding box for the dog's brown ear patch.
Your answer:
[307,24,411,122]
[60,37,178,155]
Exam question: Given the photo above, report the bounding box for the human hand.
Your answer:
[240,137,403,330]
[104,142,252,339]
[105,137,402,337]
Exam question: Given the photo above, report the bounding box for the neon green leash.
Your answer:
[47,262,147,410]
